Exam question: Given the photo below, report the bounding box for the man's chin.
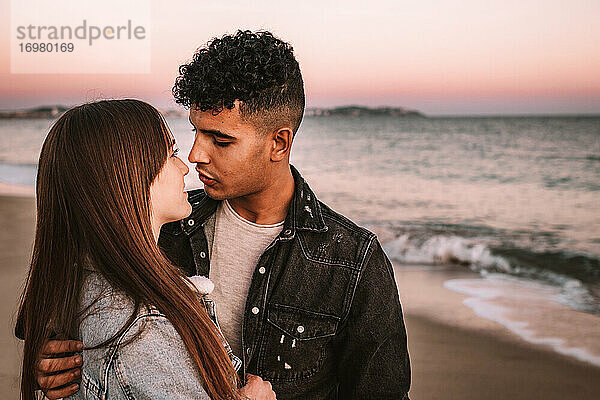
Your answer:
[203,185,226,201]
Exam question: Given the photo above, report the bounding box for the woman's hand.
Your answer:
[239,374,276,400]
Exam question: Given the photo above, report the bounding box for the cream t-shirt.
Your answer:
[204,200,283,356]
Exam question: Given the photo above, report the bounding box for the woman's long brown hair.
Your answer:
[18,100,240,400]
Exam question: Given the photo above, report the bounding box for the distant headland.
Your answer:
[0,105,424,119]
[0,106,69,119]
[305,106,424,117]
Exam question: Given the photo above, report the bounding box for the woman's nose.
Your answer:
[177,157,189,175]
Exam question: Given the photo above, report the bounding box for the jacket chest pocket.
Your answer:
[258,304,339,381]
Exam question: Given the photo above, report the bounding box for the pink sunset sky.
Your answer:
[1,0,599,115]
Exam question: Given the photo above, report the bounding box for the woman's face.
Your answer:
[150,144,192,229]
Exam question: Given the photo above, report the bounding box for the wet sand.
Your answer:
[405,314,600,399]
[1,193,599,399]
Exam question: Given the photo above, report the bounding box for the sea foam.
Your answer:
[383,234,511,271]
[383,232,599,314]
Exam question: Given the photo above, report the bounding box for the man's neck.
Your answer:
[228,166,295,225]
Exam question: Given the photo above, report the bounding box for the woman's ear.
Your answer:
[270,127,294,162]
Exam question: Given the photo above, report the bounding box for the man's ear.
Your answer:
[270,127,294,162]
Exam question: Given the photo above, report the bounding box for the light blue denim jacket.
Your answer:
[69,272,239,400]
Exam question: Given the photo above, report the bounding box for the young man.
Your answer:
[34,30,411,399]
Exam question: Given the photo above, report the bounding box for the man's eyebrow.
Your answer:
[199,128,236,140]
[188,117,236,140]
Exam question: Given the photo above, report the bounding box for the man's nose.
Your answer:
[188,136,210,164]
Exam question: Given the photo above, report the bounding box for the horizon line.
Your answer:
[1,103,599,118]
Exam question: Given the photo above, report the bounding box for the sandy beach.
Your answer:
[1,194,34,398]
[1,193,599,399]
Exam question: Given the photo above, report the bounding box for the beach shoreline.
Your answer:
[1,193,599,399]
[392,264,600,367]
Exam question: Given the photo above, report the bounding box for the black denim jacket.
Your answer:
[158,166,411,400]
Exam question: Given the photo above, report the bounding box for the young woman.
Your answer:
[17,100,274,400]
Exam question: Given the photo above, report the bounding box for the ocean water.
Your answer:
[1,115,599,318]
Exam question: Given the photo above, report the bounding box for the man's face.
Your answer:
[188,104,272,200]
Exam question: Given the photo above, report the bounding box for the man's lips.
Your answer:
[196,169,217,185]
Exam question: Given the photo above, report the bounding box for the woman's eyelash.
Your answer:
[172,148,180,156]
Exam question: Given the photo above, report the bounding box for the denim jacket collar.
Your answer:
[179,165,327,237]
[279,165,327,240]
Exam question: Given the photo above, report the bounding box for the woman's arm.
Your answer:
[111,315,277,399]
[110,314,211,399]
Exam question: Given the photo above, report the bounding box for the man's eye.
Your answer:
[214,140,231,147]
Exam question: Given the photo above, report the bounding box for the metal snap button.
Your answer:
[200,251,206,259]
[187,219,195,226]
[284,229,291,235]
[252,307,260,315]
[258,267,266,274]
[297,325,305,334]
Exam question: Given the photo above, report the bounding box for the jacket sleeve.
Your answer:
[334,237,411,399]
[110,315,211,400]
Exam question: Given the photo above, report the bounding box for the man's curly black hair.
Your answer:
[173,30,305,134]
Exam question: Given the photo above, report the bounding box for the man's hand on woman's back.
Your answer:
[36,340,83,399]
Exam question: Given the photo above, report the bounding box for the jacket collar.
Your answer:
[180,190,218,235]
[180,164,327,237]
[281,165,327,238]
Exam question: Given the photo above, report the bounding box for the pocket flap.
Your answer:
[266,304,339,340]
